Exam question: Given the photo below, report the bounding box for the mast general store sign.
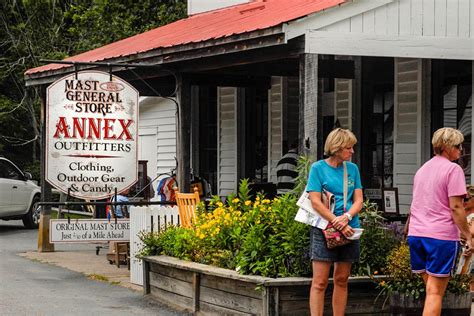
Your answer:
[46,71,138,199]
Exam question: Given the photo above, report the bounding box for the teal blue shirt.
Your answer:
[306,160,362,228]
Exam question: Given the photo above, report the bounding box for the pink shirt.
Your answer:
[408,155,467,241]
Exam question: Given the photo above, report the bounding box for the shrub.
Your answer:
[379,243,470,299]
[352,201,402,276]
[138,179,311,277]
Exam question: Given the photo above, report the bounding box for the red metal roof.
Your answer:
[26,0,346,75]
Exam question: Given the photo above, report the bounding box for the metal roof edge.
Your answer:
[25,26,285,87]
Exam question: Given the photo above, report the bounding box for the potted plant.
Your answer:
[379,243,471,315]
[352,200,403,276]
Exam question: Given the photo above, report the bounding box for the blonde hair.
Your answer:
[432,127,464,155]
[324,128,357,156]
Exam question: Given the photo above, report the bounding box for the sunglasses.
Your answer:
[454,144,463,151]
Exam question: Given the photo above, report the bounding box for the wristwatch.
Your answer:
[344,213,353,221]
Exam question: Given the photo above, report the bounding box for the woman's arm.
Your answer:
[450,196,473,255]
[308,191,337,223]
[347,188,364,217]
[331,188,363,231]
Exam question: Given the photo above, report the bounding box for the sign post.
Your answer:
[46,70,139,199]
[40,70,139,250]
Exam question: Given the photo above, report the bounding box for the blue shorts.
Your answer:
[407,236,459,277]
[310,227,360,263]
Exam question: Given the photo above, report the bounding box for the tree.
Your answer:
[66,0,186,52]
[0,0,186,168]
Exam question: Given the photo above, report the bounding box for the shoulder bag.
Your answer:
[322,162,352,249]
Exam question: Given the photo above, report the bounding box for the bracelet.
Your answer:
[344,213,353,221]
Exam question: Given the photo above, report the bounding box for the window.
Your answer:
[432,60,472,182]
[243,85,268,183]
[198,86,218,194]
[360,57,394,189]
[0,160,22,180]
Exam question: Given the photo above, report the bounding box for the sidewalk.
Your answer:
[20,244,140,292]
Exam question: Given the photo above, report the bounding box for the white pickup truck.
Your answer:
[0,157,41,228]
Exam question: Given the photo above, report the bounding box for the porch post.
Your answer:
[299,53,319,158]
[38,86,54,252]
[176,74,192,192]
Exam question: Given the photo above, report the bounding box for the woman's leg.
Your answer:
[310,260,332,316]
[332,262,352,316]
[423,274,449,316]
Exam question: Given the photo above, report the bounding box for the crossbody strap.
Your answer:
[343,161,348,213]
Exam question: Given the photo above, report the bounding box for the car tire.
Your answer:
[22,196,40,229]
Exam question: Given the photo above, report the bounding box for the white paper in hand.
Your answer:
[294,191,331,229]
[346,228,364,240]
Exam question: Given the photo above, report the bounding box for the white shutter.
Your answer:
[334,79,352,129]
[268,77,283,183]
[393,58,423,214]
[217,87,238,196]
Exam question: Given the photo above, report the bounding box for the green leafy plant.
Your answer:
[138,179,311,277]
[379,243,470,300]
[352,200,402,276]
[293,154,315,197]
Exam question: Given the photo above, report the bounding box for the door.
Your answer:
[0,160,12,214]
[3,160,30,213]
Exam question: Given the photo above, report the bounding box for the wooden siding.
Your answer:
[323,0,474,38]
[139,97,177,179]
[302,0,474,60]
[393,58,423,214]
[268,77,283,183]
[334,79,352,129]
[218,87,238,196]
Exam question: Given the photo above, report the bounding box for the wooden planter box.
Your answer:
[390,292,471,316]
[143,255,389,315]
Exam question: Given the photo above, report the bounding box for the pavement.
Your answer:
[21,243,141,292]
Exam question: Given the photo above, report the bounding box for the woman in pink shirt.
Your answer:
[408,127,472,316]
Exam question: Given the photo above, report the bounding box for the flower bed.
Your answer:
[138,180,401,279]
[143,255,389,315]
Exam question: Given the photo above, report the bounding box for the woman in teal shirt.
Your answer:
[307,128,363,316]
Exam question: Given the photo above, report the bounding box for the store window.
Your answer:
[360,57,394,189]
[243,85,268,183]
[198,86,218,194]
[432,60,473,183]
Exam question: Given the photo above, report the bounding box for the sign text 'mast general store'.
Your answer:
[46,71,139,199]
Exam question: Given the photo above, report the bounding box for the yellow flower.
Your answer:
[216,201,223,207]
[256,220,260,224]
[262,199,270,204]
[232,198,239,203]
[215,227,220,233]
[256,196,260,201]
[199,233,205,239]
[245,200,251,206]
[254,201,260,207]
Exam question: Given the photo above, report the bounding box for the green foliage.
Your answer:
[379,243,470,299]
[138,180,311,277]
[352,200,402,276]
[0,0,186,162]
[65,0,187,53]
[293,154,315,197]
[24,160,40,181]
[380,243,425,299]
